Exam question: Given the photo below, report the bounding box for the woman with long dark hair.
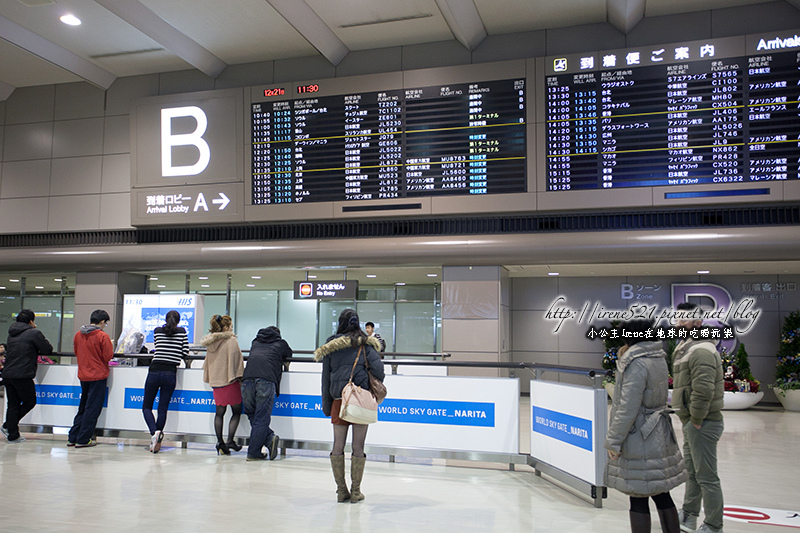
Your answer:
[142,310,189,453]
[314,308,384,503]
[201,314,244,455]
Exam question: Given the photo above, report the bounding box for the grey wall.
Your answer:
[510,275,800,401]
[1,3,798,234]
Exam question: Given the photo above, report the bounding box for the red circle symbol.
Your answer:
[299,283,313,297]
[724,507,770,521]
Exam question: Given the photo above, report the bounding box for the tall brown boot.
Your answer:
[657,507,680,533]
[330,455,350,502]
[630,511,652,533]
[350,455,366,503]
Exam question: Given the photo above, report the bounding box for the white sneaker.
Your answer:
[695,524,723,533]
[150,432,158,453]
[8,436,26,444]
[678,510,698,532]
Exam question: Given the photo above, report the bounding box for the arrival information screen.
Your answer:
[251,79,526,204]
[545,41,800,191]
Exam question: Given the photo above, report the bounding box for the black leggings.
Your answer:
[630,492,675,513]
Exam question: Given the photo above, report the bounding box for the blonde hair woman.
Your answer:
[201,315,244,455]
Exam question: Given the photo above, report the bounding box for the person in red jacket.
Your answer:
[68,309,114,448]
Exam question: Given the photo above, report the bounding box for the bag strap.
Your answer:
[348,345,363,382]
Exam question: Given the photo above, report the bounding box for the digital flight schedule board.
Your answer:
[251,78,526,204]
[543,33,800,192]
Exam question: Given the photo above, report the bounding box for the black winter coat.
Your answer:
[4,322,53,380]
[244,328,293,396]
[314,334,384,417]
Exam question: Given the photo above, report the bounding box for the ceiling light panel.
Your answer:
[305,0,451,50]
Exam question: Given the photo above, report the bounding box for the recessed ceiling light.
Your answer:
[366,275,377,278]
[198,276,209,280]
[246,284,255,287]
[0,286,6,290]
[54,278,63,282]
[35,286,44,289]
[697,270,710,274]
[201,284,210,288]
[251,276,261,279]
[157,285,166,288]
[60,14,81,26]
[149,277,158,281]
[9,279,19,283]
[548,272,559,276]
[395,282,406,286]
[427,274,438,277]
[308,275,317,279]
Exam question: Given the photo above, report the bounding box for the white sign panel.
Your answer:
[724,506,800,528]
[530,380,607,485]
[26,366,519,455]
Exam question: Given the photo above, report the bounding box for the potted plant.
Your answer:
[774,310,800,411]
[721,343,763,410]
[602,320,624,398]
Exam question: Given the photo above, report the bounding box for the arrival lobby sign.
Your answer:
[130,88,245,226]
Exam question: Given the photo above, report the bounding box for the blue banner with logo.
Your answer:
[35,384,109,407]
[531,405,593,451]
[124,388,215,413]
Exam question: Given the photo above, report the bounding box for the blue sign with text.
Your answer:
[124,388,215,413]
[35,384,109,407]
[377,399,495,427]
[272,394,326,418]
[532,405,593,451]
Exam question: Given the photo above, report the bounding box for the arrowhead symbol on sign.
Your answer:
[212,192,230,210]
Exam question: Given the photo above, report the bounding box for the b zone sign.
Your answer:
[131,89,244,188]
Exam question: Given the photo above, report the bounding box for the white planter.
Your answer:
[774,388,800,412]
[722,390,763,410]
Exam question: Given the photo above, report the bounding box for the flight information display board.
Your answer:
[251,79,526,204]
[544,40,800,191]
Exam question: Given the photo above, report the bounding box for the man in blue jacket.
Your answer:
[2,309,54,443]
[242,326,292,460]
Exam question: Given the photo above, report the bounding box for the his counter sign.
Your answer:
[293,280,358,299]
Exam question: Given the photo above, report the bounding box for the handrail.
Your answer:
[47,352,612,378]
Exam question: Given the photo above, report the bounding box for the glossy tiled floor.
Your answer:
[1,404,797,532]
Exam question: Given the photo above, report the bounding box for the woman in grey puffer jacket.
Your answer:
[605,319,688,533]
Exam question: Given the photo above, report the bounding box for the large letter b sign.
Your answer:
[161,106,210,177]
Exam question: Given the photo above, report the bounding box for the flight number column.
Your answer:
[251,101,293,204]
[377,91,403,198]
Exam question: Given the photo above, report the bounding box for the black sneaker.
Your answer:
[268,435,279,460]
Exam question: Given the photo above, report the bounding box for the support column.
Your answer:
[441,266,509,377]
[74,272,147,352]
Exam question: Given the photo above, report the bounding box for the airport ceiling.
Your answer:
[0,0,790,99]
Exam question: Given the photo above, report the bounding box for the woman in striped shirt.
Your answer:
[142,310,189,453]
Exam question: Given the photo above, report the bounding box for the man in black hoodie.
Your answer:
[3,309,53,443]
[242,326,292,460]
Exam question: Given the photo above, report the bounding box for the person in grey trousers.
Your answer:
[605,318,688,533]
[672,302,726,533]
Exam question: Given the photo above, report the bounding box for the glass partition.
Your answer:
[235,291,278,351]
[396,302,437,353]
[356,302,395,351]
[277,290,317,352]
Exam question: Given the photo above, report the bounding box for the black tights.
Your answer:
[214,404,242,444]
[331,424,368,457]
[630,492,676,514]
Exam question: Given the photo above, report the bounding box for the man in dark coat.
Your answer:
[242,326,292,460]
[3,309,53,443]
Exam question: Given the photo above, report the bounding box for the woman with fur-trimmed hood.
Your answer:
[314,308,384,503]
[201,314,244,456]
